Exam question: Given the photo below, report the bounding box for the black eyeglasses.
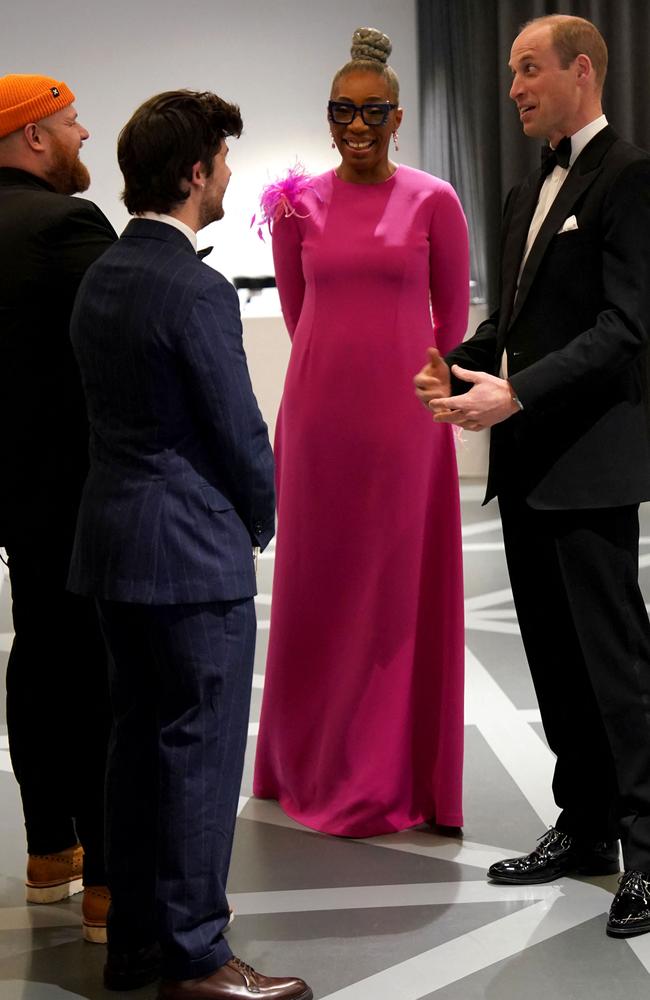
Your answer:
[328,100,398,127]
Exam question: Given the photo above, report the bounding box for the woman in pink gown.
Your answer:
[254,27,470,837]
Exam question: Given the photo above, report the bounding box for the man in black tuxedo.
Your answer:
[0,74,114,939]
[415,14,650,936]
[68,90,311,1000]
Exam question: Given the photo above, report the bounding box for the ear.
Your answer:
[22,122,46,153]
[187,159,206,193]
[394,107,404,130]
[575,53,593,85]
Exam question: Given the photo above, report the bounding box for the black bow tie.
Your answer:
[540,136,571,176]
[197,246,213,260]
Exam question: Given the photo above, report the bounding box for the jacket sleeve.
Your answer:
[177,278,276,549]
[51,198,117,289]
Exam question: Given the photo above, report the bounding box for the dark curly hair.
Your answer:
[118,90,243,215]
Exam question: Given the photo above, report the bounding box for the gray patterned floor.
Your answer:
[2,481,650,998]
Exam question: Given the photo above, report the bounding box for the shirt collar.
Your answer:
[567,114,608,166]
[138,211,197,250]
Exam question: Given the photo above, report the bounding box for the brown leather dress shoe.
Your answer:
[26,844,84,903]
[158,956,313,999]
[82,884,110,944]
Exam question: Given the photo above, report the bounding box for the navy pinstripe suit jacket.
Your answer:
[67,218,275,604]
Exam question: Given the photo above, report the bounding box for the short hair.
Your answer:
[525,14,608,91]
[331,27,400,103]
[118,90,242,215]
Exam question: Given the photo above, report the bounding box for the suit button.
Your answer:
[254,523,262,533]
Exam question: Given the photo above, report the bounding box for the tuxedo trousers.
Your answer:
[499,493,650,871]
[5,531,109,884]
[97,597,256,981]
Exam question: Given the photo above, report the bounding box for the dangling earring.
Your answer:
[392,131,399,151]
[330,133,336,149]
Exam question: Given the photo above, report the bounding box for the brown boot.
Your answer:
[26,844,83,903]
[158,956,312,999]
[82,884,110,944]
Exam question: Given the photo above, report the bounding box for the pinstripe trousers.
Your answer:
[97,597,256,981]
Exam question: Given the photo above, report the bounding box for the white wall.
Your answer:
[2,0,419,281]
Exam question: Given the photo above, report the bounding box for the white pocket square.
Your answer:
[558,215,579,233]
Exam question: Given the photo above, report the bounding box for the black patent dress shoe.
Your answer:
[607,870,650,937]
[487,827,620,884]
[104,941,162,991]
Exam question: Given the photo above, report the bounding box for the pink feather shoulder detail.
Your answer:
[252,164,318,240]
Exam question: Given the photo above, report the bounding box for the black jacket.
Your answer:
[0,167,116,541]
[446,126,650,509]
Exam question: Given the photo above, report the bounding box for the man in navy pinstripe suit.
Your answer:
[67,91,311,1000]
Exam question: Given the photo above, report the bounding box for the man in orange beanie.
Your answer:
[0,74,115,943]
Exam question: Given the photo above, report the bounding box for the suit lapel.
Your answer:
[499,175,542,339]
[507,125,619,329]
[509,167,599,326]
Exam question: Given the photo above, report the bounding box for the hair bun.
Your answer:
[350,27,392,65]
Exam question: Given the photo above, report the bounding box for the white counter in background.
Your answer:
[241,294,489,478]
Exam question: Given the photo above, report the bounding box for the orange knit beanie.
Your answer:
[0,74,75,138]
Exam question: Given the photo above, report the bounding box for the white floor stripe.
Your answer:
[228,880,561,915]
[461,518,503,538]
[471,609,517,620]
[465,617,520,635]
[625,931,650,976]
[465,647,556,827]
[464,588,513,611]
[317,882,610,1000]
[518,709,542,723]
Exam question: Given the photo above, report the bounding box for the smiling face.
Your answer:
[329,69,402,183]
[509,24,585,145]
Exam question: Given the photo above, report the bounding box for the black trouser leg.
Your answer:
[5,537,110,884]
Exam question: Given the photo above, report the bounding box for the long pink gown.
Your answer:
[253,165,470,837]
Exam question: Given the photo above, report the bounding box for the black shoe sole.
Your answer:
[607,920,650,938]
[488,861,620,885]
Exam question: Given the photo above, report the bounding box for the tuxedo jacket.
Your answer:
[67,219,275,604]
[0,167,116,542]
[446,126,650,509]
